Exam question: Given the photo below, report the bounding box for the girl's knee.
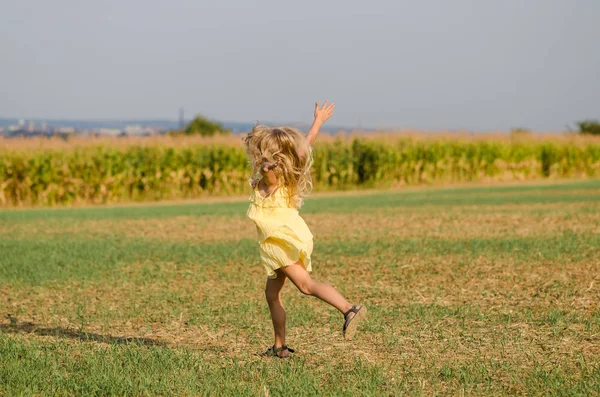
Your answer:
[297,280,314,296]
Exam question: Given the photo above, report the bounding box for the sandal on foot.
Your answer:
[261,345,295,358]
[343,305,367,341]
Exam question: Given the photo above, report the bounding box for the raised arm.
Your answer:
[305,101,335,147]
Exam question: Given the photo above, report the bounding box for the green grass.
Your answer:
[0,338,393,396]
[2,178,599,222]
[1,231,598,284]
[1,180,599,396]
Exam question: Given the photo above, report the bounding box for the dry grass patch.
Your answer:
[2,202,599,243]
[305,207,600,241]
[0,215,256,242]
[2,248,598,361]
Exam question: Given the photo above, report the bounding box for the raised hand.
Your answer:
[314,101,335,124]
[305,100,335,148]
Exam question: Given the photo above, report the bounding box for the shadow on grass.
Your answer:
[0,321,167,346]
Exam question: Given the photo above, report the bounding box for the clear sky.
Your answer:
[1,0,599,130]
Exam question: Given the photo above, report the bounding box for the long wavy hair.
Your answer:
[243,125,313,208]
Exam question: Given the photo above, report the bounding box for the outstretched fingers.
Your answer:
[314,100,335,122]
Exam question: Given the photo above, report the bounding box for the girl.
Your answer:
[244,101,367,358]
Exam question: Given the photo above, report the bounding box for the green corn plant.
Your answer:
[1,136,599,207]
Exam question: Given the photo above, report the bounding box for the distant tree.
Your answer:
[576,120,600,136]
[510,127,532,138]
[183,115,229,136]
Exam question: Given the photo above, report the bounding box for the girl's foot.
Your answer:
[261,345,295,358]
[343,305,367,340]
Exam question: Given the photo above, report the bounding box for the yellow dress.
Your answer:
[247,184,313,279]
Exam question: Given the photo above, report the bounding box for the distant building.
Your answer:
[124,125,144,135]
[97,128,122,136]
[56,127,75,134]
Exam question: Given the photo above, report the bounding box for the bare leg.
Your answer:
[279,263,353,315]
[265,270,288,354]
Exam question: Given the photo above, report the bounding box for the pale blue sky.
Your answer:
[1,0,599,130]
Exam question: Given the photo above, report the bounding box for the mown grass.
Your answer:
[1,179,599,222]
[1,180,599,396]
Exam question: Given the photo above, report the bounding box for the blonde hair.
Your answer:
[243,125,313,208]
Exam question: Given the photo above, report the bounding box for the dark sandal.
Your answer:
[261,345,295,358]
[343,305,367,341]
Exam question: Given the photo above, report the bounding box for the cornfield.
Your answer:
[1,133,599,207]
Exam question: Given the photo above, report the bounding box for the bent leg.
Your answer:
[279,263,353,315]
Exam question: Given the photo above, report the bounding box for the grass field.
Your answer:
[1,180,599,396]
